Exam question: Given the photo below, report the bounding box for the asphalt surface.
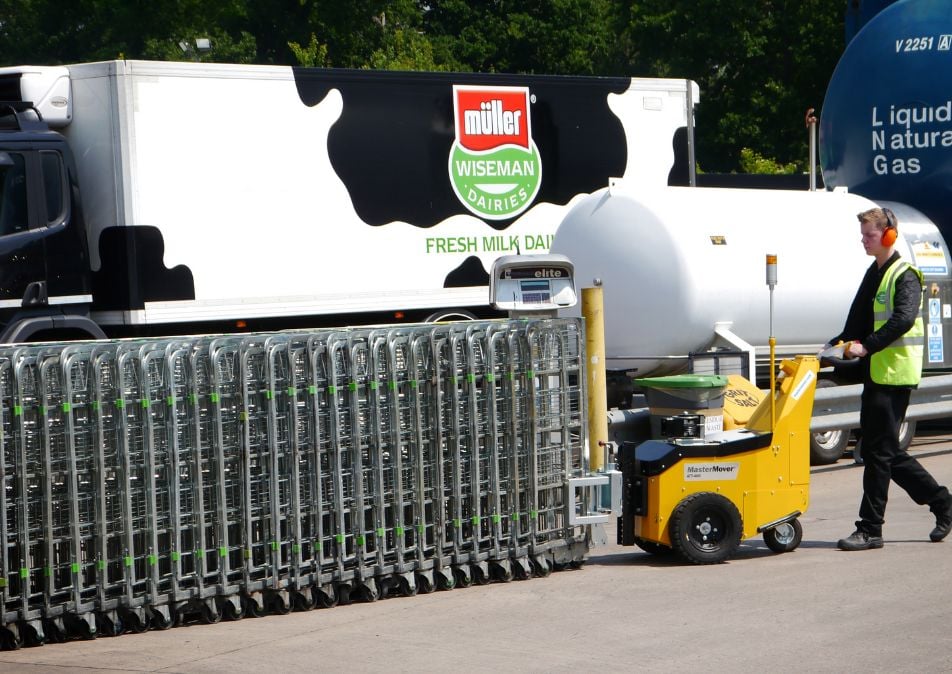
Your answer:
[3,432,952,673]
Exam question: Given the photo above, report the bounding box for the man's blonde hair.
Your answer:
[857,207,895,231]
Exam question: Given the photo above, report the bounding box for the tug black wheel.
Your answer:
[669,492,742,564]
[763,519,803,553]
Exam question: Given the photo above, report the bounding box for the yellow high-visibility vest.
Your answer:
[871,260,924,385]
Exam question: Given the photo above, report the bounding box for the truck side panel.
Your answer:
[61,61,696,327]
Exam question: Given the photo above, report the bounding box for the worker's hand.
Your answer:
[818,341,847,360]
[844,341,867,359]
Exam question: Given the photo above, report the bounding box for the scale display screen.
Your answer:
[519,279,551,304]
[489,254,576,314]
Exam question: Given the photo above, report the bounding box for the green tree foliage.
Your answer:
[739,148,798,174]
[288,34,330,68]
[423,0,620,74]
[0,0,254,63]
[369,28,446,71]
[617,0,842,172]
[0,0,845,172]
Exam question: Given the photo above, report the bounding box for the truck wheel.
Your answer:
[669,492,742,564]
[811,428,849,465]
[810,380,849,465]
[423,309,477,323]
[763,519,803,553]
[898,419,916,451]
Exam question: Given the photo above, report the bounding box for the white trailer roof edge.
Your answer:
[64,60,296,81]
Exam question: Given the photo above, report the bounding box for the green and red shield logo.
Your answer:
[449,85,542,220]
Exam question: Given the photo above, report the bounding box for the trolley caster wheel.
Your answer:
[22,624,44,648]
[241,595,267,618]
[95,613,122,637]
[530,557,552,578]
[200,603,222,625]
[292,590,316,611]
[669,491,743,565]
[398,576,418,597]
[436,571,456,591]
[313,587,338,609]
[490,562,512,583]
[268,594,291,615]
[472,564,490,586]
[453,567,473,588]
[0,627,21,650]
[43,619,67,643]
[375,576,399,597]
[763,519,803,553]
[218,598,243,621]
[120,610,149,634]
[65,614,97,640]
[336,585,353,606]
[150,609,175,631]
[358,583,379,603]
[415,573,434,594]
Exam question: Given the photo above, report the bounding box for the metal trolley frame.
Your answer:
[0,318,589,649]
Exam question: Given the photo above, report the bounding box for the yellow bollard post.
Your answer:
[766,254,778,430]
[583,285,608,473]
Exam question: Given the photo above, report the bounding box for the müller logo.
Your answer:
[449,85,542,220]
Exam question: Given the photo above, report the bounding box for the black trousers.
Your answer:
[857,382,950,536]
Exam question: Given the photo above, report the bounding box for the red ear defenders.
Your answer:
[881,207,898,246]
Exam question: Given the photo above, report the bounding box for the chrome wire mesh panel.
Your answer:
[0,318,588,647]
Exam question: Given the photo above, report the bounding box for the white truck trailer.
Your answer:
[0,60,697,341]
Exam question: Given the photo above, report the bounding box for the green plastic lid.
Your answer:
[635,374,728,389]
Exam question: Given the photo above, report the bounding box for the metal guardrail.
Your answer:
[810,373,952,432]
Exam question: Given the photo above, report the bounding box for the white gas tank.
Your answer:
[552,183,908,376]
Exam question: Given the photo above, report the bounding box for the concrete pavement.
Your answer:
[3,434,952,673]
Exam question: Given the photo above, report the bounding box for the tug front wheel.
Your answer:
[763,519,803,553]
[669,492,742,565]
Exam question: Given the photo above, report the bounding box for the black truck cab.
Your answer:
[0,104,102,342]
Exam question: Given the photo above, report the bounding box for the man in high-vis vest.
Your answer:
[827,207,952,551]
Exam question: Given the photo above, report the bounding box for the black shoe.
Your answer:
[837,530,884,551]
[930,500,952,542]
